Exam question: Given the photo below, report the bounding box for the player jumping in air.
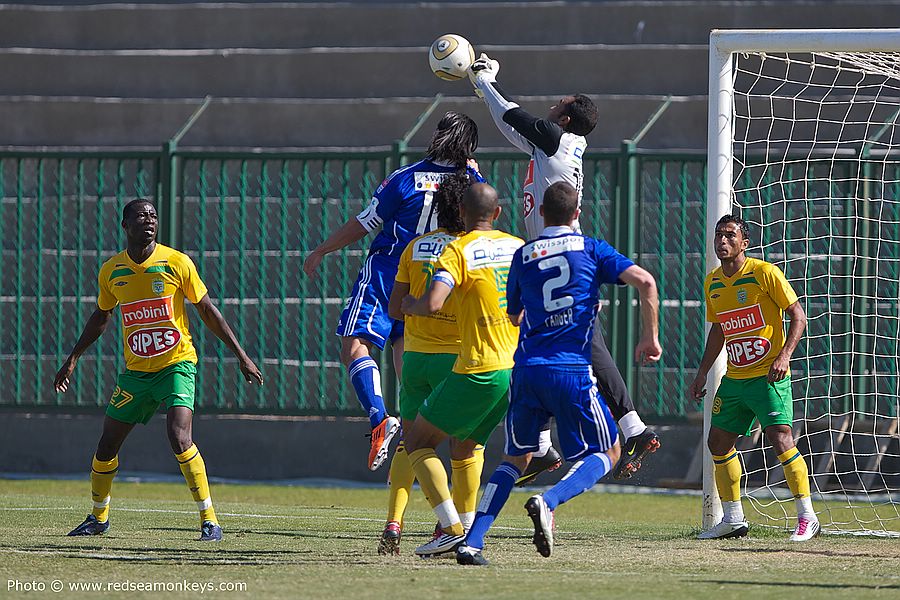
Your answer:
[55,199,263,542]
[303,112,482,471]
[456,182,661,565]
[690,214,818,541]
[400,182,523,557]
[468,54,660,480]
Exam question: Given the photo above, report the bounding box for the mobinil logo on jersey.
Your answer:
[414,171,449,192]
[128,327,182,358]
[726,336,771,367]
[464,238,521,270]
[412,232,456,261]
[717,304,764,336]
[121,296,175,327]
[522,235,584,263]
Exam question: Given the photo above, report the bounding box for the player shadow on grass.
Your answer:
[695,580,899,591]
[718,546,900,560]
[7,543,311,566]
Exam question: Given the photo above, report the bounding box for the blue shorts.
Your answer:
[336,252,404,349]
[505,364,618,462]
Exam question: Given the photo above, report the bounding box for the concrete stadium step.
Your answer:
[0,94,708,150]
[2,1,898,49]
[0,45,708,98]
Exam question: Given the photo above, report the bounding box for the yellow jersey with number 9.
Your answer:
[434,229,523,374]
[97,244,208,373]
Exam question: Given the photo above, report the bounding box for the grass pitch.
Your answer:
[1,480,898,599]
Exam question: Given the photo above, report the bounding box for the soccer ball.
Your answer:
[429,34,475,81]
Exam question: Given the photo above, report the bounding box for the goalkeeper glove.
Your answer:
[468,53,500,96]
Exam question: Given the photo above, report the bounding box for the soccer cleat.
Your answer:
[456,545,489,566]
[613,428,661,480]
[524,495,554,557]
[697,520,750,540]
[414,532,465,557]
[515,446,563,487]
[199,520,223,542]
[367,416,401,471]
[67,514,109,536]
[378,521,402,555]
[789,516,821,542]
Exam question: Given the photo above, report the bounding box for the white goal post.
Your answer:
[706,29,900,536]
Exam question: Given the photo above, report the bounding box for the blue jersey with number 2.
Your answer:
[506,231,634,366]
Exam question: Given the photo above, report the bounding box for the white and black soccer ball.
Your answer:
[429,34,475,81]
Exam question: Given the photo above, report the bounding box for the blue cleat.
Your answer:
[67,514,109,536]
[199,520,222,542]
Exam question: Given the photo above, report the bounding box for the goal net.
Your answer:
[706,30,900,537]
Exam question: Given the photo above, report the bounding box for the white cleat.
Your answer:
[414,532,465,557]
[789,516,821,542]
[697,519,750,540]
[524,495,554,557]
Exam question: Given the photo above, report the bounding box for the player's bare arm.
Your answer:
[193,295,263,385]
[689,323,725,401]
[401,279,452,316]
[302,218,368,278]
[54,307,114,393]
[768,301,807,383]
[388,281,410,321]
[618,265,662,364]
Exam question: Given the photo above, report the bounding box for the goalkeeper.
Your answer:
[690,214,818,542]
[468,54,659,480]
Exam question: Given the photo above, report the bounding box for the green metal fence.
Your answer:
[0,146,712,417]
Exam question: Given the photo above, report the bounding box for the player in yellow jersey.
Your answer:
[690,214,818,541]
[400,182,524,557]
[54,199,263,542]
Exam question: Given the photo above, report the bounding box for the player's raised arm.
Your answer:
[468,54,533,153]
[193,295,263,385]
[302,218,368,278]
[54,307,114,393]
[618,264,662,364]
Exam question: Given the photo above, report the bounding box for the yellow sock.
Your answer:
[712,449,742,502]
[778,447,811,498]
[408,448,463,536]
[176,444,217,525]
[451,445,484,528]
[90,455,118,523]
[387,442,415,525]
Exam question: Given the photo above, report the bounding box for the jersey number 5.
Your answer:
[539,256,574,311]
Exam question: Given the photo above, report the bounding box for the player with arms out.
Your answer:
[378,171,485,554]
[468,53,660,480]
[303,112,481,471]
[400,182,523,557]
[690,214,817,541]
[55,199,263,541]
[456,182,661,565]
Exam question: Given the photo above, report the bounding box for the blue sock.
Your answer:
[542,453,612,511]
[348,357,387,429]
[465,462,521,550]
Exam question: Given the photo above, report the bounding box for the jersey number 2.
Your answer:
[539,256,574,311]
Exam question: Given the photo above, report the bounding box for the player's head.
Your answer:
[714,214,750,261]
[548,94,598,136]
[434,170,470,234]
[426,111,479,167]
[122,198,158,245]
[540,181,581,226]
[460,182,501,230]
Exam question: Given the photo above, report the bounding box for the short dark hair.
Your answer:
[565,94,598,136]
[542,181,579,226]
[716,214,750,240]
[462,183,499,221]
[425,111,479,168]
[122,198,155,221]
[434,170,470,234]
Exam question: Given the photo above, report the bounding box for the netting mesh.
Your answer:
[731,49,900,536]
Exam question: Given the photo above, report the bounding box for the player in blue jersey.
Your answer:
[455,182,662,565]
[303,112,482,470]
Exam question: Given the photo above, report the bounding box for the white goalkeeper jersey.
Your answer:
[475,78,588,240]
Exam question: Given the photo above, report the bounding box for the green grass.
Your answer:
[1,480,898,599]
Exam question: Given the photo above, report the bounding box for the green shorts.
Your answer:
[105,361,197,425]
[419,368,511,446]
[399,351,457,421]
[711,375,794,436]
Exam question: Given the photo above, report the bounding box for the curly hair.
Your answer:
[434,170,470,234]
[425,112,479,167]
